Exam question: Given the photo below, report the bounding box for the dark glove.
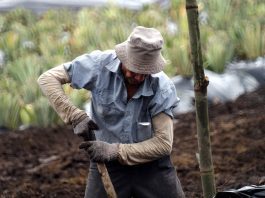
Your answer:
[79,141,119,163]
[73,117,99,141]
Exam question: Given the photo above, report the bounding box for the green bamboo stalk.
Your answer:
[185,0,216,198]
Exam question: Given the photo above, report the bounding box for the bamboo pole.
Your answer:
[185,0,216,197]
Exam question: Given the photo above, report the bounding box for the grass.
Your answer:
[205,31,234,73]
[0,92,21,128]
[241,22,265,60]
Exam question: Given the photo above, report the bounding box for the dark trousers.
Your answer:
[84,156,185,198]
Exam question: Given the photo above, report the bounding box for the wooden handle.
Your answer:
[83,130,117,197]
[97,163,117,198]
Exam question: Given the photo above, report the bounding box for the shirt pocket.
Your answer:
[136,122,152,142]
[96,90,124,123]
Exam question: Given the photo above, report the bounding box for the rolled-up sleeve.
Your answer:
[64,50,104,91]
[149,83,180,118]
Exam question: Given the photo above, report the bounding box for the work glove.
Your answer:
[73,117,99,141]
[79,141,119,163]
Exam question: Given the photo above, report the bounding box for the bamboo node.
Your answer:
[200,166,214,174]
[194,76,209,92]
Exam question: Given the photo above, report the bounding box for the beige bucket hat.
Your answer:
[115,26,166,74]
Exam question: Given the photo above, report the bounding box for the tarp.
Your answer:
[214,185,265,198]
[172,57,265,115]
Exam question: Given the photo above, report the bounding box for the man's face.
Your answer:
[121,64,147,85]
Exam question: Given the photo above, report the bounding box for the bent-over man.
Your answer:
[38,26,185,198]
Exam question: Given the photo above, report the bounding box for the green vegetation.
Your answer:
[0,0,264,128]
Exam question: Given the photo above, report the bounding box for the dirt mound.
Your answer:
[0,87,264,197]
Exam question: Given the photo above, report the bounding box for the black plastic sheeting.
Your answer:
[214,185,265,198]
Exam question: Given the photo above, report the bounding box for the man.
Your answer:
[38,26,185,198]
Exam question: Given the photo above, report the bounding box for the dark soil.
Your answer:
[0,87,264,198]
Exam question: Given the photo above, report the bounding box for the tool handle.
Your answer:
[81,130,96,141]
[82,130,117,198]
[97,163,117,198]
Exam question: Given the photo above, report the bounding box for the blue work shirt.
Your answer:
[64,50,179,144]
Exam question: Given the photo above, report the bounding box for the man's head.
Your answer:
[121,64,147,85]
[115,26,166,75]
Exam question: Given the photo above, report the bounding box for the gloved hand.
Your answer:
[79,141,119,163]
[73,117,99,141]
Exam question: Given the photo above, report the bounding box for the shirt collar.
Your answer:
[105,56,121,73]
[133,75,154,98]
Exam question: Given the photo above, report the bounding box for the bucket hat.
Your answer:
[115,26,166,74]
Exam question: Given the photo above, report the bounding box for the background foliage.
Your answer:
[0,0,264,128]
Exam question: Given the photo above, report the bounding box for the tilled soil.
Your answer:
[0,87,264,198]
